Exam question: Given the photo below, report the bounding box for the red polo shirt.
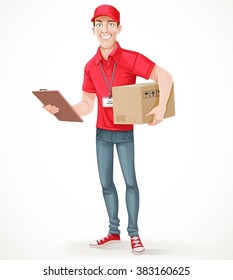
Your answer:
[82,42,155,131]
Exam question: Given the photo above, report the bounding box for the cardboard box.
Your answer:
[112,82,175,124]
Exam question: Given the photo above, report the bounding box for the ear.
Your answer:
[92,26,95,34]
[117,25,122,34]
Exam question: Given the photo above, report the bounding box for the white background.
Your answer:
[0,0,233,267]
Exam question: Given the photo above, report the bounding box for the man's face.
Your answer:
[92,16,121,49]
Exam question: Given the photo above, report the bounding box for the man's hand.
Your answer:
[146,105,166,126]
[43,104,59,114]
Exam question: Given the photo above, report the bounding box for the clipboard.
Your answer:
[32,89,83,122]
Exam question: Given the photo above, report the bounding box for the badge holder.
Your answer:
[102,97,113,107]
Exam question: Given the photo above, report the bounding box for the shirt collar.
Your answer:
[95,42,122,65]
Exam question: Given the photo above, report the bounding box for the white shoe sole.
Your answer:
[89,240,121,248]
[132,247,145,255]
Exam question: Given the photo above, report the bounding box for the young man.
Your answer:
[44,4,173,254]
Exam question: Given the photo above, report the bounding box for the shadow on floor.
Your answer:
[62,239,183,259]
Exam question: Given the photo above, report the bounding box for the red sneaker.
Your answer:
[131,236,145,254]
[89,234,121,248]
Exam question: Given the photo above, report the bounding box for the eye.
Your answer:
[108,22,115,28]
[95,23,103,28]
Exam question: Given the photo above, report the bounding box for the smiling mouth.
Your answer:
[101,34,112,39]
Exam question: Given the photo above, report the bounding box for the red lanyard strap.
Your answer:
[100,62,116,98]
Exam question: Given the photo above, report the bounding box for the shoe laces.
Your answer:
[131,236,142,247]
[98,234,111,243]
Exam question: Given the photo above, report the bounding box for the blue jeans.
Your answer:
[96,128,139,237]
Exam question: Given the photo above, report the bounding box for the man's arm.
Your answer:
[146,65,173,125]
[43,91,96,116]
[72,91,96,116]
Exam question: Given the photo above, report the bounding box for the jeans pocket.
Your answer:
[123,130,134,141]
[96,128,103,139]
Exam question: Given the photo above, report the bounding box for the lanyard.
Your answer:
[99,61,116,98]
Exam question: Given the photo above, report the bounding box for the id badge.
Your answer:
[102,97,113,108]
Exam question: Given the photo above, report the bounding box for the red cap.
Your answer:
[91,5,120,23]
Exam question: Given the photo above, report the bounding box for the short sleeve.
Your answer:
[133,53,155,80]
[82,65,96,93]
